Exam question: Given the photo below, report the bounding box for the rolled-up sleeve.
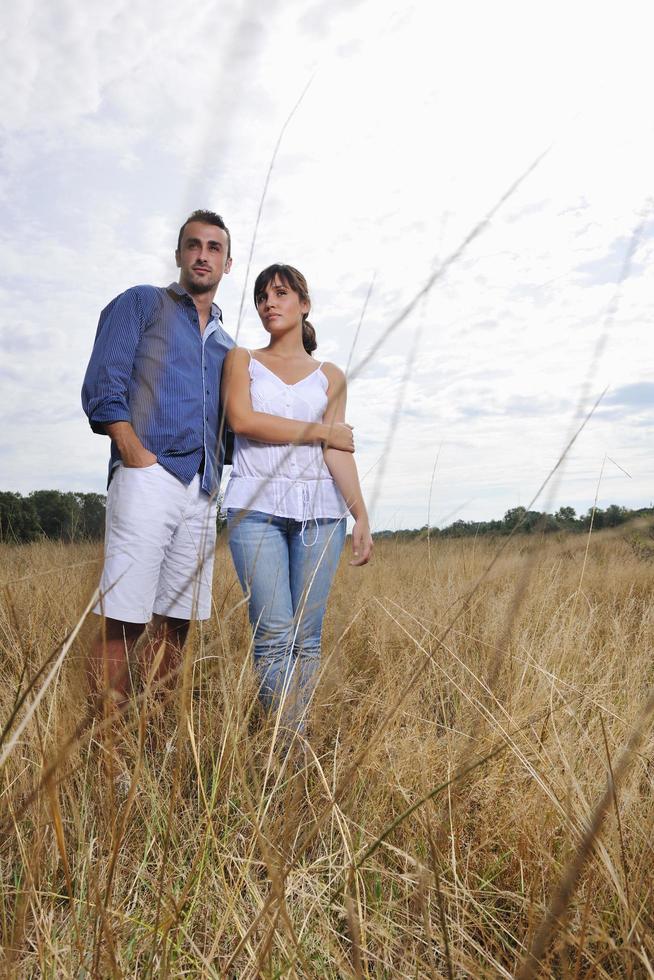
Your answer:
[81,288,145,434]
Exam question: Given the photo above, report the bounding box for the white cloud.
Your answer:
[0,0,652,528]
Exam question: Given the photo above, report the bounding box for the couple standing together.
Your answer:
[82,209,372,735]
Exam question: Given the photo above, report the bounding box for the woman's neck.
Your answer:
[264,325,308,358]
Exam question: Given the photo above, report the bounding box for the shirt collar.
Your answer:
[166,281,222,321]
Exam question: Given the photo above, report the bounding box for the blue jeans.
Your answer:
[227,509,346,733]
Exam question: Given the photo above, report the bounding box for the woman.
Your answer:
[221,264,373,736]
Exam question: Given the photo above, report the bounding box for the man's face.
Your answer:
[176,221,232,295]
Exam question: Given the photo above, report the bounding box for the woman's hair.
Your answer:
[253,264,317,355]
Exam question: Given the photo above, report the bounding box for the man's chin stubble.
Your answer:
[185,279,216,295]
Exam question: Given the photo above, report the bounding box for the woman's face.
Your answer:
[256,275,309,336]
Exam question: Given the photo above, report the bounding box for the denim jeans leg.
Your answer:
[228,510,303,722]
[289,518,346,721]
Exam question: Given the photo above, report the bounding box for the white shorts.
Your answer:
[95,463,217,623]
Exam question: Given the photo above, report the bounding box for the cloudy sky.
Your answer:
[1,0,652,530]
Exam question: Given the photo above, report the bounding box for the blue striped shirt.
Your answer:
[81,282,234,494]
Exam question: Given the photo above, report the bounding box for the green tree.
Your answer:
[522,510,545,533]
[0,492,39,542]
[29,490,79,540]
[503,506,527,531]
[604,504,628,527]
[586,507,605,529]
[76,493,106,539]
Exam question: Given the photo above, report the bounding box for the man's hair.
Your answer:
[177,210,231,259]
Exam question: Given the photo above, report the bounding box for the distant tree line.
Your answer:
[0,491,107,543]
[2,492,652,545]
[374,504,654,541]
[0,490,228,544]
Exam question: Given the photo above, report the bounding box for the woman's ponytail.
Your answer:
[302,315,317,354]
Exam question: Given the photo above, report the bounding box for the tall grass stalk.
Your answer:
[1,526,653,975]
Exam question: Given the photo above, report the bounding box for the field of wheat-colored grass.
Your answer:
[1,525,654,978]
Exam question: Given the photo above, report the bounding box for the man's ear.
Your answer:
[175,248,181,269]
[225,256,233,274]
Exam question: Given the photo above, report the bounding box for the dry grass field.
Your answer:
[1,524,654,978]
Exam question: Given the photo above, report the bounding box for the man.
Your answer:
[82,209,354,708]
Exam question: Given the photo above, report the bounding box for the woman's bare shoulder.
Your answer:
[319,361,346,384]
[225,346,250,365]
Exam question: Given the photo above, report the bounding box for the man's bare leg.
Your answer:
[139,616,191,756]
[88,615,191,772]
[142,615,190,694]
[87,617,146,712]
[87,618,146,796]
[87,616,190,708]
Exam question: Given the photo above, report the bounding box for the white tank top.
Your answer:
[222,353,348,520]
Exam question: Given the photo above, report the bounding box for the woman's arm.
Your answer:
[321,363,373,566]
[221,348,355,450]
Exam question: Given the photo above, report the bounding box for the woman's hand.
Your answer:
[350,519,373,566]
[319,362,371,563]
[323,423,355,452]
